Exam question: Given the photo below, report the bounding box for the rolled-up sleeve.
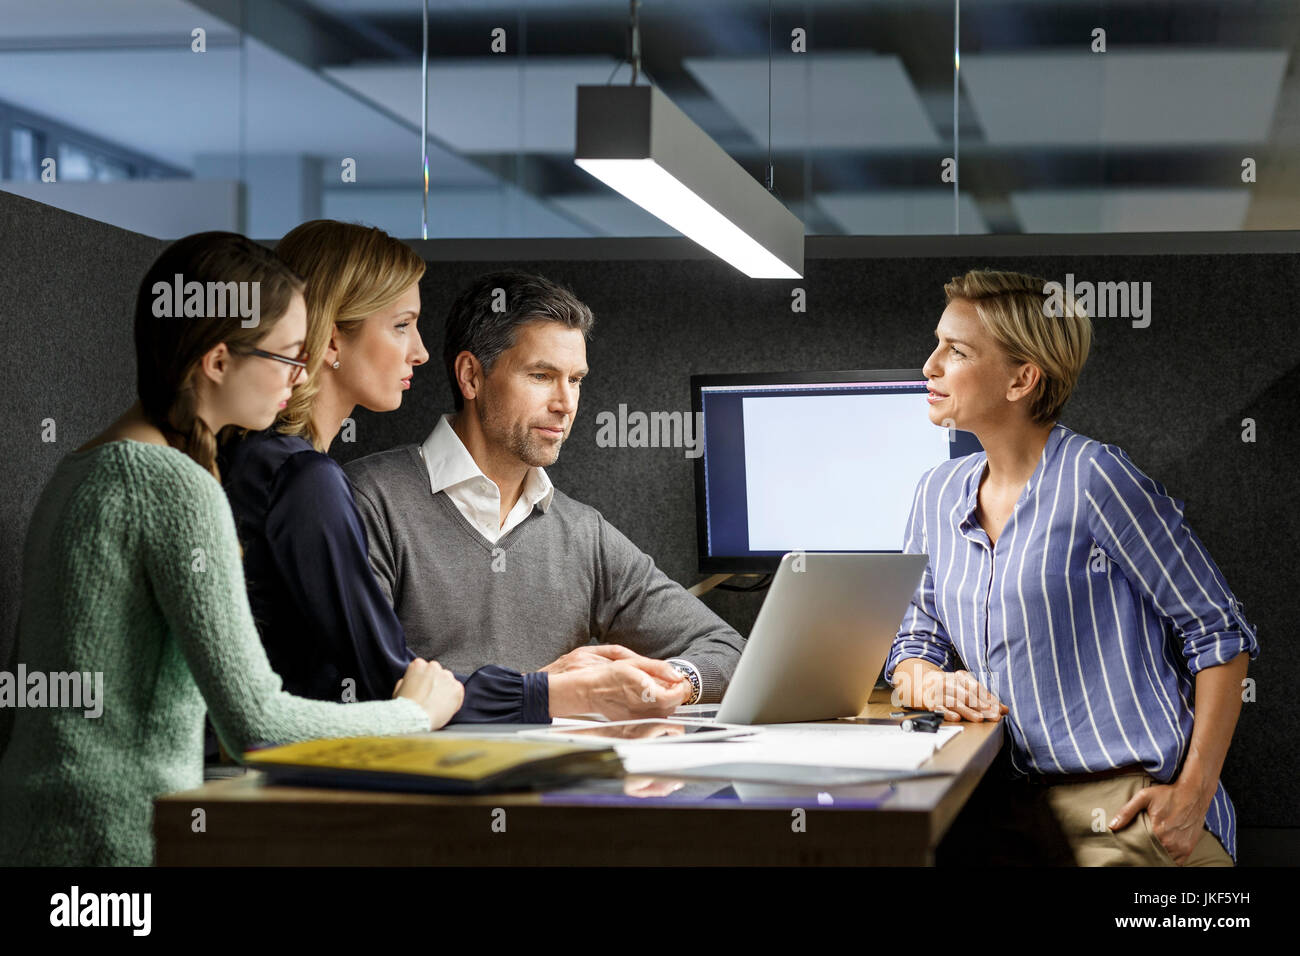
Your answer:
[885,474,956,683]
[1084,444,1259,675]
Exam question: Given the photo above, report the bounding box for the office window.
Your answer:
[8,126,42,181]
[56,143,93,181]
[92,154,133,181]
[54,142,133,182]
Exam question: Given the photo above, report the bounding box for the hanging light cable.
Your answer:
[629,0,640,85]
[766,0,774,192]
[420,0,430,240]
[953,0,960,235]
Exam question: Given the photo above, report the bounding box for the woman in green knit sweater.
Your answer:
[0,232,463,866]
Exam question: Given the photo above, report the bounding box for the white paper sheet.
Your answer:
[617,723,962,775]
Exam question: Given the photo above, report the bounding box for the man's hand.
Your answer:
[548,660,692,720]
[540,644,682,684]
[540,644,627,674]
[1109,776,1215,866]
[917,668,1008,721]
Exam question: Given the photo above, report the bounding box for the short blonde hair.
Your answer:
[273,221,426,450]
[943,268,1092,426]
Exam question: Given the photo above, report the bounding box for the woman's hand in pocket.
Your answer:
[1109,775,1214,865]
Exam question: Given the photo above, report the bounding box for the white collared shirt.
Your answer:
[418,414,554,544]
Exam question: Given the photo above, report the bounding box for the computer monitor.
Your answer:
[690,368,983,573]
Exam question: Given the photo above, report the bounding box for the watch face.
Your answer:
[670,663,701,702]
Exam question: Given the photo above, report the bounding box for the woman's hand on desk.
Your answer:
[894,659,1007,721]
[393,659,465,730]
[924,670,1008,722]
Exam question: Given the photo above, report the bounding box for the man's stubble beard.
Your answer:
[476,384,564,468]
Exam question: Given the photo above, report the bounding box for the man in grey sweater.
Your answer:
[344,271,744,722]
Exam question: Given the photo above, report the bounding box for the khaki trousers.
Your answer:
[937,752,1234,867]
[1041,772,1233,867]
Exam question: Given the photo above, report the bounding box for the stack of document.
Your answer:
[616,723,962,777]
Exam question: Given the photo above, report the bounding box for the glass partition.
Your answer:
[1,0,1293,238]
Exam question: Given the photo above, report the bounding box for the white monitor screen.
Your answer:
[696,374,981,566]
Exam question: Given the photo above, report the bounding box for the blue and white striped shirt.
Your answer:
[884,423,1259,861]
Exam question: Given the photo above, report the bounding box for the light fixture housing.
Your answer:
[575,84,804,279]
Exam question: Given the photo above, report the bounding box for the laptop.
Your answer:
[679,552,928,725]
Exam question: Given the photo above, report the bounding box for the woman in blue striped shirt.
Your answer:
[886,269,1258,866]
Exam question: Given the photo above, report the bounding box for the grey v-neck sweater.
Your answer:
[344,444,744,703]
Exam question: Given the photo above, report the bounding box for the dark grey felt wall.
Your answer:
[1,189,1295,854]
[1,191,160,658]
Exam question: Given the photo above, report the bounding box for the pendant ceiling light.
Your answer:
[574,2,804,279]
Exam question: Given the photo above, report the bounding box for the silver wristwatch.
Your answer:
[666,659,702,705]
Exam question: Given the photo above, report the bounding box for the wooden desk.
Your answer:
[155,690,1004,866]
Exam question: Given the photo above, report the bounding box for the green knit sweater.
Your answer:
[0,440,431,866]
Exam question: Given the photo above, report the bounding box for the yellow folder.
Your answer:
[243,734,624,793]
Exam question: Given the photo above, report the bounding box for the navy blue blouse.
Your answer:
[218,428,549,723]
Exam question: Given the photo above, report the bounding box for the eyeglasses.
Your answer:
[238,347,309,383]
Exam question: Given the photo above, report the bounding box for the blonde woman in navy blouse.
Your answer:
[218,221,545,720]
[886,269,1258,866]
